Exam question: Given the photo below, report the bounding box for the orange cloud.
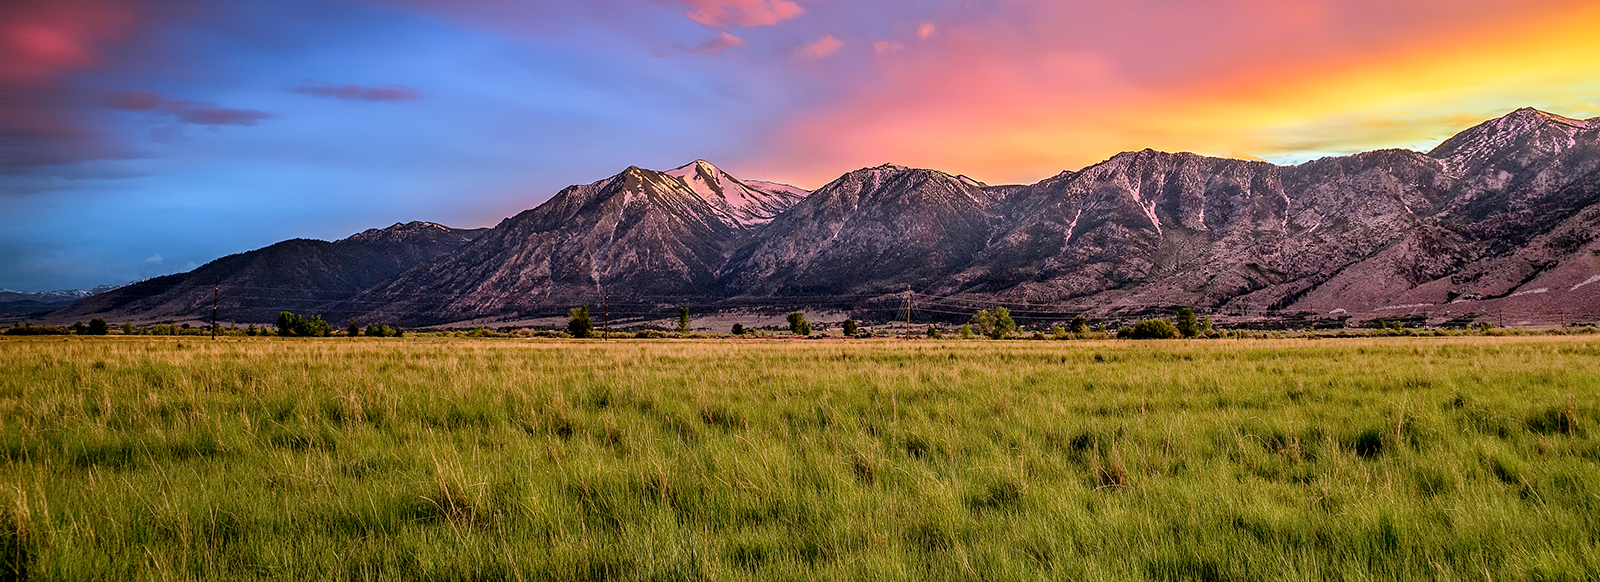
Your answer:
[679,0,802,28]
[798,35,843,59]
[748,0,1600,187]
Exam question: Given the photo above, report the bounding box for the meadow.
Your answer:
[1,335,1598,581]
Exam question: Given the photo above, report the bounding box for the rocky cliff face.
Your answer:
[50,108,1600,327]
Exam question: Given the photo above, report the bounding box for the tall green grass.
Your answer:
[1,335,1598,580]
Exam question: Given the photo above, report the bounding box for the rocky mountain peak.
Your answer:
[662,160,809,228]
[1429,107,1594,173]
[344,221,474,244]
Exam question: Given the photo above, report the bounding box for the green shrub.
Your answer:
[276,312,331,337]
[568,307,593,339]
[1175,307,1200,338]
[842,319,858,337]
[787,312,811,336]
[1120,319,1180,340]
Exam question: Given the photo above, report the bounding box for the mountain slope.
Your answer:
[356,162,810,325]
[53,222,485,324]
[42,108,1600,328]
[719,165,1000,296]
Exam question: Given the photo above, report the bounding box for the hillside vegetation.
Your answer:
[1,336,1598,580]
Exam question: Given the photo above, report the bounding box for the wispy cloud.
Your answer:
[917,23,936,39]
[107,90,271,126]
[798,35,842,59]
[290,84,421,101]
[676,0,802,28]
[694,31,744,53]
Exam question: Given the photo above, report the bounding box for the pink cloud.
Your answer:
[798,35,843,59]
[107,91,271,126]
[291,84,421,101]
[678,0,802,28]
[917,23,936,39]
[694,31,745,53]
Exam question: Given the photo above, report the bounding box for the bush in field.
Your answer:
[568,307,593,339]
[788,312,811,336]
[1175,307,1200,338]
[972,307,1018,339]
[347,322,360,336]
[1121,318,1181,339]
[731,323,745,336]
[364,324,398,337]
[4,323,70,336]
[1052,326,1068,339]
[969,310,995,338]
[994,307,1017,339]
[276,312,332,337]
[1071,316,1090,334]
[86,318,110,336]
[842,319,858,337]
[926,325,942,339]
[678,307,690,334]
[121,322,134,334]
[959,324,974,339]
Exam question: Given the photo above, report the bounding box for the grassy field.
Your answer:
[1,335,1598,581]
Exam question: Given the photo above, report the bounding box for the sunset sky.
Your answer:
[3,0,1599,291]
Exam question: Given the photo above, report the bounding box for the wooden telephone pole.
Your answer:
[211,276,219,339]
[904,285,913,339]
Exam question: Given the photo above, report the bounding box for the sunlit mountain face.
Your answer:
[46,109,1600,328]
[3,0,1599,294]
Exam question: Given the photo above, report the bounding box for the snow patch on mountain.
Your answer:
[665,160,809,228]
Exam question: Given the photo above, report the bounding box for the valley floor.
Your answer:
[2,336,1598,580]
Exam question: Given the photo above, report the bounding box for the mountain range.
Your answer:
[37,108,1600,328]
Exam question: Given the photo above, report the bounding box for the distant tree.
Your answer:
[245,324,257,337]
[959,324,974,339]
[842,319,858,337]
[302,315,331,337]
[1175,307,1200,338]
[86,318,110,336]
[926,325,942,339]
[1123,318,1181,340]
[992,307,1017,339]
[568,306,594,339]
[969,310,996,338]
[678,307,690,334]
[1202,316,1215,334]
[365,324,396,337]
[347,322,361,337]
[787,312,811,336]
[277,312,301,337]
[1052,326,1068,340]
[69,321,86,334]
[276,311,330,337]
[731,323,745,336]
[1071,316,1090,334]
[121,322,135,335]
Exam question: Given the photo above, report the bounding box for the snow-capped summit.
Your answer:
[664,160,810,228]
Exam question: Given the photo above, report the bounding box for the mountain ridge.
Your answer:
[39,108,1600,328]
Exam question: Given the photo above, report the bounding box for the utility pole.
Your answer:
[905,285,913,339]
[603,285,610,340]
[211,275,219,339]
